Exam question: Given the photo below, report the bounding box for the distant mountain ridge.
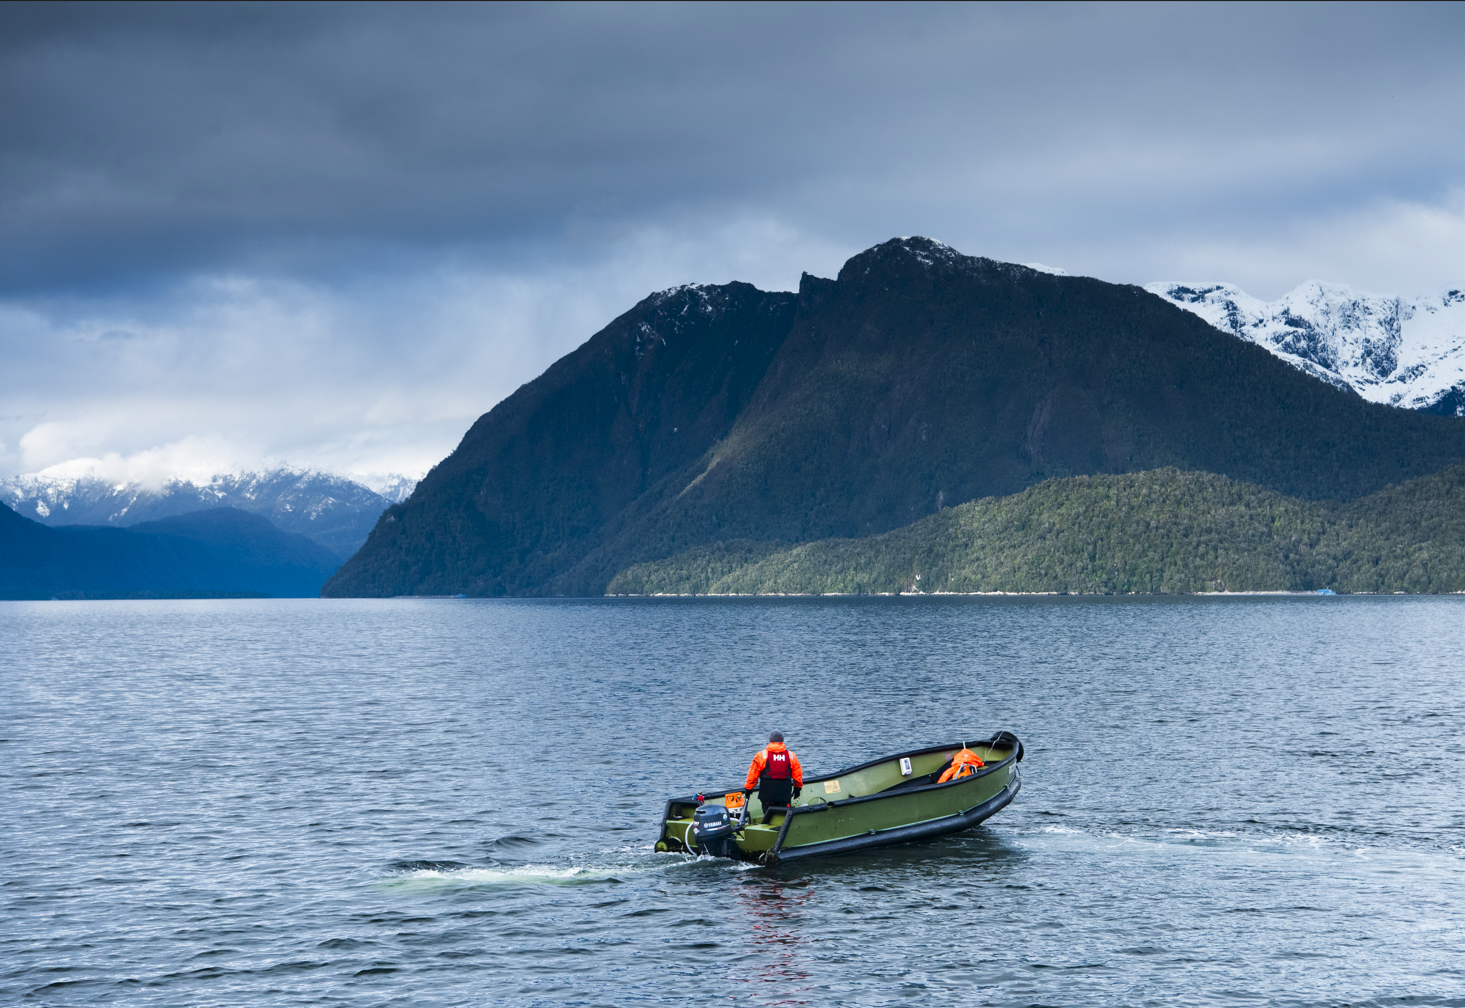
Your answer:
[1146,281,1465,416]
[325,236,1465,598]
[0,468,417,559]
[0,504,342,599]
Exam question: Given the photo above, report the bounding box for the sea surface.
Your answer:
[3,596,1463,1007]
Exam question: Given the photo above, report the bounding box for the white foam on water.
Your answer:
[378,847,756,891]
[1010,820,1464,882]
[381,862,651,890]
[1164,827,1238,838]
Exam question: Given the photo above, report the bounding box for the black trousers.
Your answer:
[758,778,793,807]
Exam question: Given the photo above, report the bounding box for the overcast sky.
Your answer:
[2,1,1461,483]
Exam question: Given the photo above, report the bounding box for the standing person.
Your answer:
[745,731,803,820]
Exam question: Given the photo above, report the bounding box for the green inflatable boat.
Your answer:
[654,732,1023,864]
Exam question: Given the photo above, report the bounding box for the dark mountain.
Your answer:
[128,509,343,592]
[1,505,340,599]
[326,281,797,597]
[324,238,1465,598]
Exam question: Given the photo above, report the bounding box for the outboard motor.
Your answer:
[690,803,742,859]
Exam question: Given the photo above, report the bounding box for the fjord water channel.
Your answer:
[3,596,1462,1007]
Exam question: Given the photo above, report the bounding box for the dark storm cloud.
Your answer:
[3,1,1460,294]
[2,2,1460,481]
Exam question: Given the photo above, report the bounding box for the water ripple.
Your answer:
[3,595,1463,1006]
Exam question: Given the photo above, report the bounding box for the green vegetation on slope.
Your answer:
[606,467,1465,595]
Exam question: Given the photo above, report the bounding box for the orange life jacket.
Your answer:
[745,743,803,791]
[937,748,985,783]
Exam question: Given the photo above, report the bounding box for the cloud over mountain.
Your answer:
[1,5,1459,480]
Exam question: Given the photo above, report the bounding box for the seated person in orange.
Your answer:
[745,732,803,819]
[937,747,986,783]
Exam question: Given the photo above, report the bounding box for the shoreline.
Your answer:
[602,590,1461,598]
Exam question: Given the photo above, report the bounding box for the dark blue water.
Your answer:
[3,596,1462,1006]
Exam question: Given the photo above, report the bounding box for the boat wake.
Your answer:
[1014,818,1464,877]
[378,845,756,891]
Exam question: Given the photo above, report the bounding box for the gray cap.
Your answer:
[769,731,784,743]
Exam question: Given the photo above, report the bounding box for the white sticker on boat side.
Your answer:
[824,780,841,793]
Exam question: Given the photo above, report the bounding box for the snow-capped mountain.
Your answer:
[0,468,418,559]
[1146,280,1465,416]
[349,472,418,505]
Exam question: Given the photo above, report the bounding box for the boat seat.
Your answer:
[878,772,941,793]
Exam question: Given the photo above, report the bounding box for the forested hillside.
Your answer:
[606,467,1465,595]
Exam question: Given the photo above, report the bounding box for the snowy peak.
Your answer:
[626,281,779,360]
[0,467,420,559]
[351,472,418,504]
[840,237,1074,289]
[891,236,964,267]
[840,236,965,280]
[1147,280,1465,416]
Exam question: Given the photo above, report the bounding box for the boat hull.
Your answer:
[656,733,1023,864]
[768,774,1020,862]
